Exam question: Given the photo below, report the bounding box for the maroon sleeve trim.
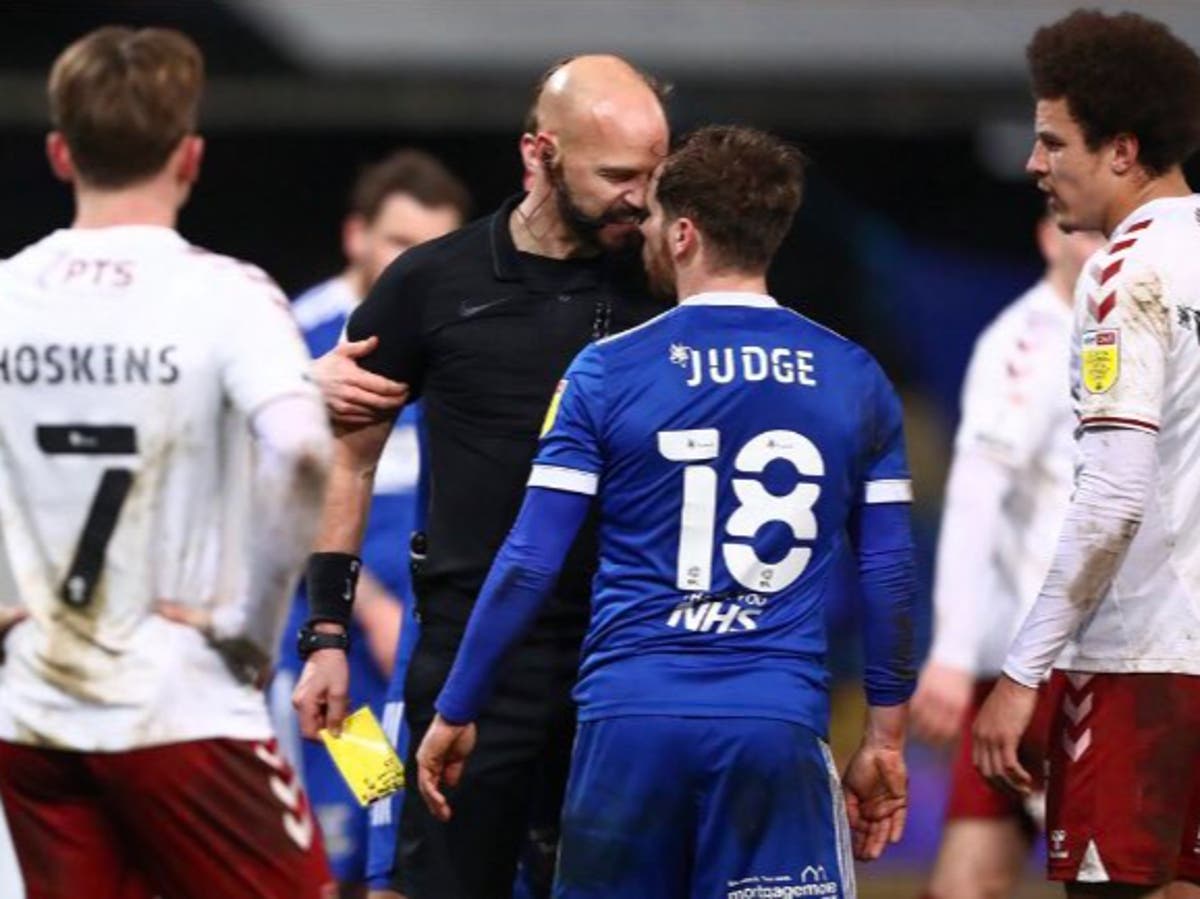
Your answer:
[1080,415,1159,432]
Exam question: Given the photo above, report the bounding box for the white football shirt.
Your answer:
[0,226,317,750]
[1057,196,1200,674]
[930,281,1076,676]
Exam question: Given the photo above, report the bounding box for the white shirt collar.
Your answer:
[1110,194,1199,238]
[52,225,186,245]
[679,291,778,309]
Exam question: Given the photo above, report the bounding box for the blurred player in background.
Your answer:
[417,124,919,898]
[269,149,469,898]
[974,10,1200,899]
[912,214,1101,899]
[0,26,334,898]
[292,55,669,899]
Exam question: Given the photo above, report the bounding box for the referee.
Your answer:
[293,55,670,899]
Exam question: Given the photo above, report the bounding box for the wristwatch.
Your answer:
[297,623,350,661]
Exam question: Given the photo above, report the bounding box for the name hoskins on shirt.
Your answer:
[0,343,180,386]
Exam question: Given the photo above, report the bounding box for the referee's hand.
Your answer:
[417,714,477,823]
[312,337,409,426]
[292,639,350,738]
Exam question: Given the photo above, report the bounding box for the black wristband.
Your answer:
[305,552,361,627]
[297,623,350,661]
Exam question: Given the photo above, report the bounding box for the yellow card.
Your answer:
[319,706,405,807]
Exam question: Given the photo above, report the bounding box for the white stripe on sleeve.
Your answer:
[527,464,599,496]
[862,479,913,504]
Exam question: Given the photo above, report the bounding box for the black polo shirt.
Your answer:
[347,195,666,634]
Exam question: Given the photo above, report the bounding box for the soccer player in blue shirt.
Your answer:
[417,125,918,898]
[269,149,468,896]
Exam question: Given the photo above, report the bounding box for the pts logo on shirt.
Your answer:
[666,592,768,634]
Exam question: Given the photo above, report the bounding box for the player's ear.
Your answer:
[1109,132,1139,177]
[672,218,697,261]
[45,132,74,183]
[176,135,204,185]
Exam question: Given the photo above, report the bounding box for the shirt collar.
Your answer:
[489,194,525,282]
[1110,194,1199,239]
[51,225,187,248]
[679,291,779,308]
[489,193,605,291]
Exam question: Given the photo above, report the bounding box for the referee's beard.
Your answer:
[548,160,644,255]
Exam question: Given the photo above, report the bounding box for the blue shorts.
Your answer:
[554,716,856,899]
[365,606,421,891]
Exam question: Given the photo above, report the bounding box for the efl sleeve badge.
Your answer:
[1080,329,1119,394]
[540,379,568,437]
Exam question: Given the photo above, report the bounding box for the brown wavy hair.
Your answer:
[655,125,804,273]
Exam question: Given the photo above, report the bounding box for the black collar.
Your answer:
[489,194,525,283]
[489,194,606,292]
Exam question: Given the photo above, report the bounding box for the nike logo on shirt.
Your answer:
[459,297,511,318]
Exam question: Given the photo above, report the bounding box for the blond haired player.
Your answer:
[0,27,334,898]
[912,215,1101,899]
[975,10,1200,899]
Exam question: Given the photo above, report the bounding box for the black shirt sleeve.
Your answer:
[345,249,428,395]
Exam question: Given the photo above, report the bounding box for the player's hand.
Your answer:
[0,608,28,640]
[911,662,974,746]
[154,600,271,688]
[972,675,1038,796]
[842,740,908,862]
[312,337,409,426]
[0,608,28,664]
[291,630,351,738]
[417,714,478,823]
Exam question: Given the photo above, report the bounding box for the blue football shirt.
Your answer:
[530,291,911,738]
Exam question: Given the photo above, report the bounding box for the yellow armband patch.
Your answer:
[1081,329,1119,394]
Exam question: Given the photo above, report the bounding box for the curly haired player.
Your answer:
[975,11,1200,898]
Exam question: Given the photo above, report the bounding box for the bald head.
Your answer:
[532,55,667,151]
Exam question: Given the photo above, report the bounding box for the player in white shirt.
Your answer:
[974,11,1200,898]
[0,27,335,899]
[912,216,1101,899]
